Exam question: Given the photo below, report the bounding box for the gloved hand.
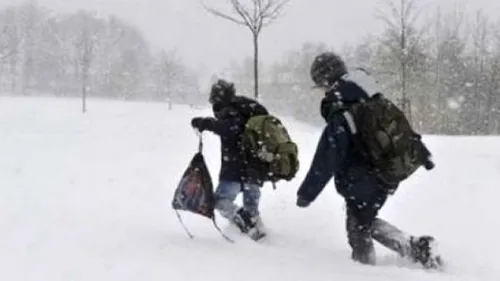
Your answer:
[296,196,311,208]
[191,117,208,132]
[424,158,435,170]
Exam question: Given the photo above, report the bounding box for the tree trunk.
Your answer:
[82,48,91,113]
[82,66,88,113]
[434,9,445,134]
[485,60,498,134]
[10,52,17,94]
[399,0,411,125]
[253,32,259,99]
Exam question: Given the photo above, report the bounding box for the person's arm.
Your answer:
[296,118,350,205]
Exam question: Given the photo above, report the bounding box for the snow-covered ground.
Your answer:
[0,96,499,281]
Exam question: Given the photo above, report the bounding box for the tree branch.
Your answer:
[232,0,256,31]
[201,0,247,26]
[201,0,289,33]
[261,0,289,29]
[253,0,260,25]
[376,12,399,33]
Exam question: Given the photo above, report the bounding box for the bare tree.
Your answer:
[0,7,22,92]
[18,2,46,95]
[55,11,123,113]
[431,3,467,134]
[75,13,100,113]
[98,17,148,100]
[486,38,500,134]
[376,0,429,123]
[0,25,19,63]
[469,9,492,134]
[201,0,289,99]
[154,50,179,109]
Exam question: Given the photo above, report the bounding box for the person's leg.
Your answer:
[372,218,412,257]
[214,181,260,234]
[372,218,443,269]
[344,187,388,265]
[214,181,241,219]
[345,205,376,265]
[242,183,261,218]
[242,183,266,240]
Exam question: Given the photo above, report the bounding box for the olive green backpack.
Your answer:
[242,115,299,186]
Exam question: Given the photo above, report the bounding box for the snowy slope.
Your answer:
[0,96,499,281]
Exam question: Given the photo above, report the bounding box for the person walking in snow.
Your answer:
[295,52,442,269]
[190,79,268,241]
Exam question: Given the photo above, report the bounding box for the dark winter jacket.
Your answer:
[297,69,393,205]
[202,96,269,186]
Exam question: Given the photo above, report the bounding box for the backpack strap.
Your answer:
[174,210,194,239]
[197,132,203,152]
[343,111,358,135]
[211,216,234,243]
[174,209,234,243]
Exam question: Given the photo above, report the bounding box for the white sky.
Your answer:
[2,0,500,78]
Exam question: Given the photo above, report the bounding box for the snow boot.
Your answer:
[247,215,266,241]
[231,208,253,233]
[231,208,266,241]
[409,235,443,270]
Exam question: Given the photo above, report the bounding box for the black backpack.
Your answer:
[345,94,433,186]
[171,137,232,242]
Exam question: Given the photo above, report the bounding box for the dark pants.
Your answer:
[345,192,385,264]
[345,192,414,265]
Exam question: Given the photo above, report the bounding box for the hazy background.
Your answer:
[2,0,499,72]
[1,0,500,134]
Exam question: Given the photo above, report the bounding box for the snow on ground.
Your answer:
[0,96,499,281]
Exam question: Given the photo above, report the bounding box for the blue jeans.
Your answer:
[214,181,261,219]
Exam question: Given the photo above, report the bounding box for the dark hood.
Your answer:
[213,95,268,119]
[320,68,381,120]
